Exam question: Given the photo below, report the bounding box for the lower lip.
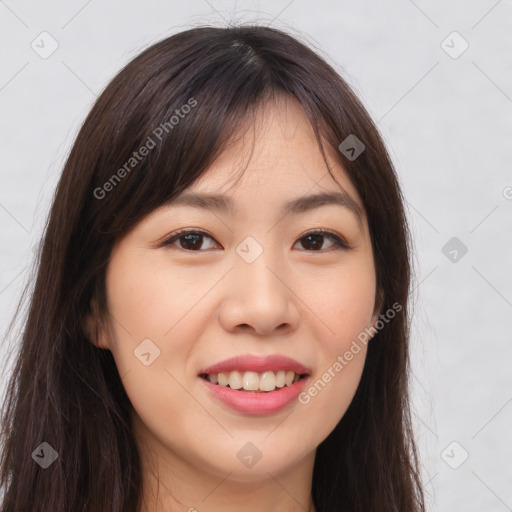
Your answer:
[199,376,310,415]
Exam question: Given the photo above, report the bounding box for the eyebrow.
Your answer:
[167,190,364,225]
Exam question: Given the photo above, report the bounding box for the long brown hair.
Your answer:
[0,25,425,511]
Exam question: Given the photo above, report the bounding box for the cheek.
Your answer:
[102,251,218,411]
[104,249,211,345]
[101,250,183,380]
[295,258,375,437]
[102,254,214,462]
[302,255,377,348]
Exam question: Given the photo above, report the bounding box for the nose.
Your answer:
[218,251,301,337]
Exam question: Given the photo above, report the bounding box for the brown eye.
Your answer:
[294,230,350,251]
[161,230,220,251]
[178,233,204,250]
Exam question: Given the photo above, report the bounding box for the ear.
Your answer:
[83,298,110,350]
[370,287,384,330]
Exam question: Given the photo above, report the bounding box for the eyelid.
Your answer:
[299,228,352,250]
[156,228,219,250]
[158,228,352,251]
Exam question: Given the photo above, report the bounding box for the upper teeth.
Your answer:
[206,370,300,391]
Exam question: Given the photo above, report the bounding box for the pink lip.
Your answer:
[198,354,311,416]
[199,354,311,376]
[200,375,310,415]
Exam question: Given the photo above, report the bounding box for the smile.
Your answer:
[199,370,307,392]
[198,354,312,415]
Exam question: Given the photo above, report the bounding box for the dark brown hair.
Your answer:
[0,25,425,511]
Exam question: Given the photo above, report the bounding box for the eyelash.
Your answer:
[159,228,351,252]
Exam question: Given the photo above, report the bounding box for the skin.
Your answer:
[87,95,381,512]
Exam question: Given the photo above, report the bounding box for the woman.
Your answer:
[0,25,426,511]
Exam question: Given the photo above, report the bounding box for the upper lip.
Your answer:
[199,354,311,376]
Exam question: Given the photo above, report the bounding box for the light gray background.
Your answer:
[1,1,511,510]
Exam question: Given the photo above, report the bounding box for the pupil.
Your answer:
[303,234,322,250]
[182,234,202,250]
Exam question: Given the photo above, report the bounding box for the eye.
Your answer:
[160,229,220,251]
[293,230,350,252]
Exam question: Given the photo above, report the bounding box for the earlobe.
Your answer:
[93,319,110,350]
[369,287,385,334]
[83,300,110,350]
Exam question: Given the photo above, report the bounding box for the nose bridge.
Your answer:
[233,236,287,299]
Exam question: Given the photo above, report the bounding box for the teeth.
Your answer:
[259,371,276,391]
[275,370,286,388]
[243,371,260,391]
[207,373,218,384]
[228,371,242,390]
[206,370,303,392]
[217,372,229,386]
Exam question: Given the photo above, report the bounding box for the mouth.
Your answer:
[198,354,311,414]
[199,370,309,393]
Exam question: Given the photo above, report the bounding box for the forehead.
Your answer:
[187,95,363,209]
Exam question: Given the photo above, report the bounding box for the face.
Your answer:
[91,96,380,491]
